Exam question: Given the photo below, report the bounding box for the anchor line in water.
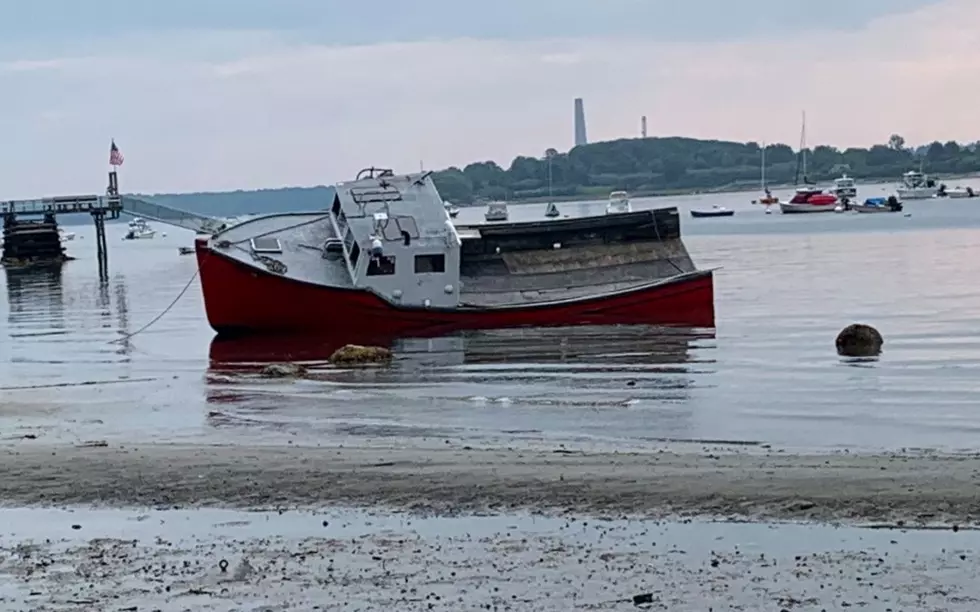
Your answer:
[108,254,208,344]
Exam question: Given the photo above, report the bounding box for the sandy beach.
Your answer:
[4,441,980,609]
[2,441,979,525]
[3,505,979,612]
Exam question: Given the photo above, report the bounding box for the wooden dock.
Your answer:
[1,171,220,280]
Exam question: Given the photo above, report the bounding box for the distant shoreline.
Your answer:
[492,171,980,206]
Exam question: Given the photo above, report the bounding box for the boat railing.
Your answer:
[355,167,395,180]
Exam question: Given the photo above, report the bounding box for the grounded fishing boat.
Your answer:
[194,168,715,337]
[850,196,904,213]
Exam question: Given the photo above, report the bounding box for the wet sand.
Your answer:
[2,507,979,611]
[3,442,980,525]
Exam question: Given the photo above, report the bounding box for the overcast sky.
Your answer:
[1,0,972,197]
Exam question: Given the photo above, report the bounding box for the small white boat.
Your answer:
[831,174,857,200]
[59,229,76,241]
[945,186,976,199]
[178,246,195,255]
[896,170,940,199]
[606,190,632,214]
[850,196,904,213]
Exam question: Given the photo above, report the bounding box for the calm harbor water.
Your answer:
[3,179,980,453]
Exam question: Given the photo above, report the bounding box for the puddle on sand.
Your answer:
[1,507,979,611]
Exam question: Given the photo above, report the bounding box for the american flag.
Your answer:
[109,140,124,167]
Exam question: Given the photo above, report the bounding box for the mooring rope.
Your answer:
[108,254,206,344]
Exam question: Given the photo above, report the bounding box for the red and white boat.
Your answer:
[778,186,838,214]
[778,111,839,214]
[194,168,715,337]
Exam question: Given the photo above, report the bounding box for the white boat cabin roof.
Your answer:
[331,168,455,244]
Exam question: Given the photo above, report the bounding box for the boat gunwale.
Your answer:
[198,239,714,314]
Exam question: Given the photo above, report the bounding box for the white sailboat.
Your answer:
[755,143,778,209]
[779,111,838,214]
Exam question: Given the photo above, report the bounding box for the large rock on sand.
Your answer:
[329,344,392,366]
[260,363,307,378]
[835,323,883,357]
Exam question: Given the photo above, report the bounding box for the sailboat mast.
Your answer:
[800,110,808,179]
[761,142,767,189]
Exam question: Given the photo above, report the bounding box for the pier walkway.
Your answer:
[2,172,229,279]
[0,194,221,234]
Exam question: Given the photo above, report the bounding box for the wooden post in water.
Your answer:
[93,170,120,282]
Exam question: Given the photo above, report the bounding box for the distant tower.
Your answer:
[641,116,648,138]
[573,98,588,147]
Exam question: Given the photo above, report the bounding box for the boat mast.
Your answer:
[800,110,808,183]
[760,142,767,190]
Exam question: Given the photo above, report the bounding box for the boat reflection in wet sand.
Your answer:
[207,325,714,374]
[195,167,715,338]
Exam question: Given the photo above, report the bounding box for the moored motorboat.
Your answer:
[690,206,734,218]
[124,218,156,240]
[831,174,857,200]
[779,187,838,214]
[194,168,715,337]
[850,195,903,213]
[607,190,632,214]
[896,170,939,199]
[178,246,195,255]
[945,186,976,199]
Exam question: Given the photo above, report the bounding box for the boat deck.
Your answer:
[208,208,700,308]
[210,213,353,289]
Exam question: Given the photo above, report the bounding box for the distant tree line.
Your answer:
[431,134,980,204]
[57,134,979,224]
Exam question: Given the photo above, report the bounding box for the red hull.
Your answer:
[195,239,715,336]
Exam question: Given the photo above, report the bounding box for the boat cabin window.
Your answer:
[381,216,421,242]
[250,237,283,254]
[414,254,446,274]
[367,255,396,276]
[331,194,341,216]
[349,242,361,268]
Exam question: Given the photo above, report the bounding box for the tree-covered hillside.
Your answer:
[61,133,979,225]
[431,134,980,203]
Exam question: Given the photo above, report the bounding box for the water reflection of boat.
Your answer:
[208,325,714,371]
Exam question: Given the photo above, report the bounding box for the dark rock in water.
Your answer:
[260,363,307,378]
[836,324,883,357]
[329,344,393,366]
